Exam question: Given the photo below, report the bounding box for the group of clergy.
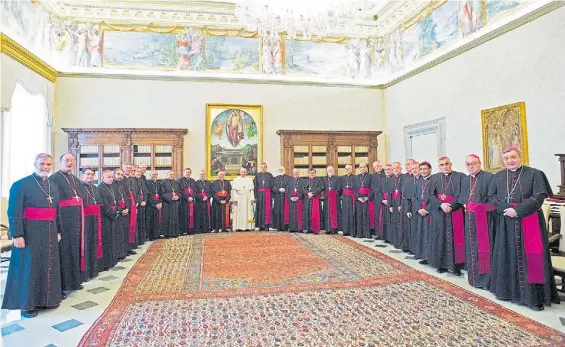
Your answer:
[2,153,156,318]
[2,146,560,318]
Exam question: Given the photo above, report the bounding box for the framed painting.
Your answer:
[481,101,529,172]
[206,104,263,180]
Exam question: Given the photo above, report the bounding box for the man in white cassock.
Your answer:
[231,167,255,231]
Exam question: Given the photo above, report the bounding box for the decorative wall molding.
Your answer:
[0,34,58,83]
[404,118,446,161]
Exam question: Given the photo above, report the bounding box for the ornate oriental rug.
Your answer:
[79,233,565,346]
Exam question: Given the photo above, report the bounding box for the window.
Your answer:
[1,81,49,198]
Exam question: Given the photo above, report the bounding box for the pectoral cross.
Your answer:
[75,194,80,202]
[395,189,398,194]
[47,196,53,203]
[506,196,511,203]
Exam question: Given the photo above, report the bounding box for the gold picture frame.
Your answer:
[481,101,529,172]
[206,103,263,181]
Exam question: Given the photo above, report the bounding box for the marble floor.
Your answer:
[1,234,564,347]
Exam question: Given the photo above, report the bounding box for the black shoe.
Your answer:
[78,285,84,290]
[418,260,429,265]
[530,304,544,311]
[127,250,137,255]
[437,268,447,274]
[62,292,67,300]
[22,309,38,318]
[453,270,463,277]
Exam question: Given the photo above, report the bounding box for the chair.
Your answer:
[552,255,565,293]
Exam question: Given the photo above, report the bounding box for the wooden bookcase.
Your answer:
[277,130,382,177]
[62,128,187,183]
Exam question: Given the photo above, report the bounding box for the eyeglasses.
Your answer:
[465,161,480,167]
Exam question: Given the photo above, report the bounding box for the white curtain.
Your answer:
[1,81,48,198]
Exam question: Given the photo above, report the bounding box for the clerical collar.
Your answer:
[424,175,431,180]
[509,166,523,172]
[471,170,482,178]
[443,172,452,176]
[59,170,71,175]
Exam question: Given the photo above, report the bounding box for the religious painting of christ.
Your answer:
[206,104,263,181]
[481,101,529,172]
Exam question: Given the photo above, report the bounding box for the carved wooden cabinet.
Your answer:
[277,130,382,177]
[62,128,188,183]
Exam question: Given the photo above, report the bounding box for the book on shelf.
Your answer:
[155,145,173,153]
[80,145,99,154]
[293,145,309,153]
[337,146,352,153]
[154,157,172,167]
[311,157,327,165]
[103,157,121,166]
[355,146,369,153]
[133,156,152,166]
[80,157,100,167]
[156,169,169,179]
[134,145,152,153]
[312,146,326,153]
[338,156,352,165]
[103,145,120,154]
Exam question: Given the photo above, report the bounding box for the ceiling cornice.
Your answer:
[382,0,565,89]
[0,34,59,83]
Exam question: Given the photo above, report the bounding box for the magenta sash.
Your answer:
[326,190,338,229]
[60,197,86,272]
[467,202,495,274]
[84,204,103,259]
[292,192,303,230]
[310,196,321,233]
[358,187,375,229]
[23,207,56,220]
[258,188,272,224]
[510,203,545,284]
[392,192,401,200]
[184,188,195,228]
[128,191,137,244]
[436,194,465,264]
[283,194,290,225]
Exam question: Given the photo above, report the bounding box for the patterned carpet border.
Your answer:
[79,233,565,346]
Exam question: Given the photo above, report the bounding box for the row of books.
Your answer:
[133,156,151,166]
[80,145,99,154]
[135,145,153,153]
[80,158,100,167]
[103,157,121,166]
[154,157,172,167]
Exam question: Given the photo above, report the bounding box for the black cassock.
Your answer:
[135,177,148,244]
[340,174,356,236]
[380,176,393,242]
[211,179,232,231]
[488,166,559,308]
[322,175,341,234]
[195,179,212,233]
[353,173,374,239]
[429,171,466,273]
[402,175,419,253]
[272,174,292,231]
[459,171,495,289]
[410,176,433,261]
[51,170,87,292]
[178,177,197,235]
[397,174,413,252]
[371,172,385,240]
[386,174,405,248]
[144,179,162,240]
[286,177,304,232]
[98,182,120,270]
[301,177,323,233]
[254,172,274,229]
[124,176,139,250]
[2,174,62,311]
[160,179,181,237]
[114,180,130,259]
[81,182,103,279]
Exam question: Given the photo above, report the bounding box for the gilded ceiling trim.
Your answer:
[0,34,59,83]
[56,71,382,89]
